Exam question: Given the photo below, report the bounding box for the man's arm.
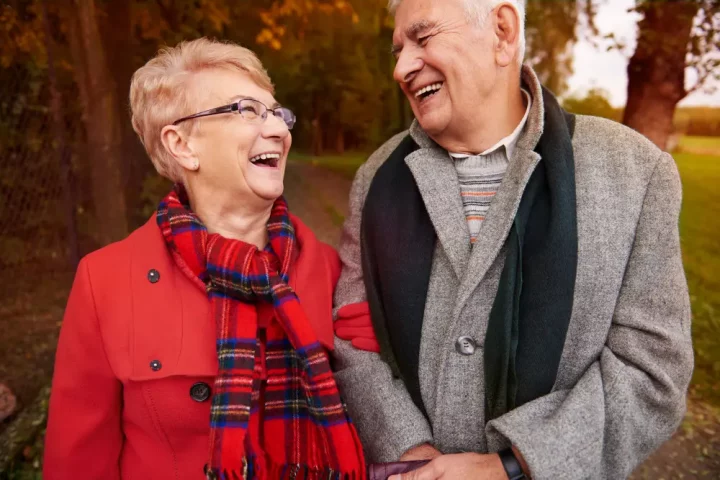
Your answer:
[332,135,435,462]
[484,152,694,479]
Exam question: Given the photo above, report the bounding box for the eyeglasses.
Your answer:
[172,97,296,130]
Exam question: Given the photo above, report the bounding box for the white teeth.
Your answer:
[415,82,443,98]
[250,152,281,163]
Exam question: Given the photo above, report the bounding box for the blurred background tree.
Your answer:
[525,0,598,95]
[1,0,718,248]
[624,0,720,150]
[562,87,622,121]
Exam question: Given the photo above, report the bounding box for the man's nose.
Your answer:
[393,50,424,85]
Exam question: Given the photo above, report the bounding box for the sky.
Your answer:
[566,0,720,107]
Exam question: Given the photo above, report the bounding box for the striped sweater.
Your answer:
[450,91,531,244]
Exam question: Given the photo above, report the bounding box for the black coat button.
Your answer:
[147,269,160,283]
[150,359,162,371]
[190,382,211,402]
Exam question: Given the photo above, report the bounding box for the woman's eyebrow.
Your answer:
[227,95,281,109]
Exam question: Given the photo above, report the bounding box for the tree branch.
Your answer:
[154,0,179,31]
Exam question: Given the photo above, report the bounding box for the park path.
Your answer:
[283,161,353,248]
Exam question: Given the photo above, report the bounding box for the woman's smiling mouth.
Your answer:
[249,152,281,168]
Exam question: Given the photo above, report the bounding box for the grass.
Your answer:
[677,136,720,156]
[674,151,720,405]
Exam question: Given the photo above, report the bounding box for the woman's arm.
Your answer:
[43,257,123,479]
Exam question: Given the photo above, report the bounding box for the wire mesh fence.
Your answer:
[0,33,82,421]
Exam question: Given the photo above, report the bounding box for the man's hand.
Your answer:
[389,453,507,480]
[399,443,442,461]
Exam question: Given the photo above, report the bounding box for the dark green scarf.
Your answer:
[360,86,577,420]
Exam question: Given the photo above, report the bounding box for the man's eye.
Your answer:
[418,35,430,45]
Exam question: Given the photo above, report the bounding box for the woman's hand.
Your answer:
[334,302,381,352]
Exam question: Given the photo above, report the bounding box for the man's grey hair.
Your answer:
[388,0,526,65]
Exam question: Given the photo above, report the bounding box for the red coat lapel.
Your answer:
[125,214,338,381]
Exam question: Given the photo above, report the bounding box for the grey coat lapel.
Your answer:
[453,148,540,315]
[454,66,547,315]
[405,122,471,280]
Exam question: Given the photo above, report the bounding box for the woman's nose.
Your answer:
[261,113,290,139]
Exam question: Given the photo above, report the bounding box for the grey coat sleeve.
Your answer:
[332,134,434,462]
[485,152,694,479]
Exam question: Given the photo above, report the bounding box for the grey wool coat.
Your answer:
[332,66,694,480]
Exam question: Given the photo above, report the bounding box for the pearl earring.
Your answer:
[193,160,199,170]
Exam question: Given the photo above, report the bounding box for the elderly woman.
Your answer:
[43,38,365,479]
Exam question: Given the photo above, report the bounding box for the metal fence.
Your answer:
[0,9,82,427]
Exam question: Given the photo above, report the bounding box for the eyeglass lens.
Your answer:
[237,99,295,130]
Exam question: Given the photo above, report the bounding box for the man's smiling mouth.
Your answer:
[414,82,444,101]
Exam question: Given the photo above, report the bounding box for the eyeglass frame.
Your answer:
[171,96,296,130]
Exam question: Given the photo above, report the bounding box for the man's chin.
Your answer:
[416,114,448,138]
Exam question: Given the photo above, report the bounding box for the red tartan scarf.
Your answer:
[157,185,365,480]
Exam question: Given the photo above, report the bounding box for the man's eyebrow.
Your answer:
[406,19,435,39]
[391,19,435,57]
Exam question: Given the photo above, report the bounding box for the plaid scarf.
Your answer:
[157,185,365,480]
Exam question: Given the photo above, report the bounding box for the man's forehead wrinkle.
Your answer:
[406,19,436,38]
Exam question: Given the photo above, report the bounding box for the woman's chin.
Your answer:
[251,184,285,203]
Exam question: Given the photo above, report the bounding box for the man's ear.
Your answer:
[160,124,199,172]
[493,3,521,68]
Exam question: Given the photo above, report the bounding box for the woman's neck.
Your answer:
[187,187,272,249]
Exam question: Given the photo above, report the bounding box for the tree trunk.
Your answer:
[311,92,324,156]
[42,0,80,269]
[335,128,345,154]
[99,0,152,229]
[623,0,699,150]
[68,0,128,246]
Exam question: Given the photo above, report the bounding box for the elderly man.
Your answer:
[331,0,694,478]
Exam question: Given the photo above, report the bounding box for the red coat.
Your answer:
[44,215,341,479]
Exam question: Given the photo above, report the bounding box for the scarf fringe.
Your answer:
[205,457,363,480]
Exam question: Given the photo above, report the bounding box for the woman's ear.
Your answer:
[161,125,200,172]
[493,3,521,68]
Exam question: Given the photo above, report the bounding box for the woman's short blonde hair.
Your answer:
[130,37,274,182]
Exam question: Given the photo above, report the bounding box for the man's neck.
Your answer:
[187,184,272,249]
[436,84,528,155]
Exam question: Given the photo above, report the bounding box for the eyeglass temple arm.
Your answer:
[172,103,239,125]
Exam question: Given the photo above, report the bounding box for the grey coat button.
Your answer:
[150,359,162,371]
[455,336,477,355]
[190,382,211,402]
[147,269,160,283]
